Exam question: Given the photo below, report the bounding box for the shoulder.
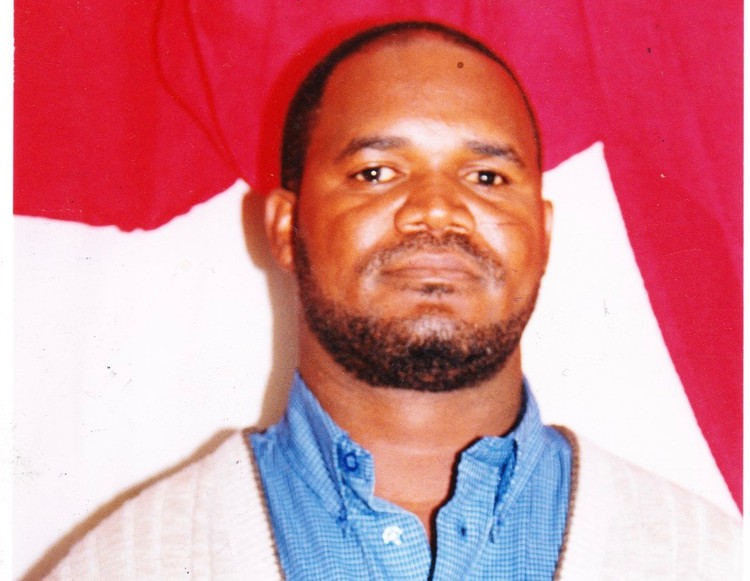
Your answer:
[44,431,282,581]
[554,428,741,581]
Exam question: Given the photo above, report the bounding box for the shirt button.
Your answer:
[343,452,358,472]
[382,525,404,546]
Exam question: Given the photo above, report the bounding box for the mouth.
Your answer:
[358,231,507,287]
[379,251,483,284]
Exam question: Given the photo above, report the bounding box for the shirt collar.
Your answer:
[276,371,547,527]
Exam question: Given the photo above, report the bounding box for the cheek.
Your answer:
[332,209,391,260]
[299,196,398,288]
[478,214,547,285]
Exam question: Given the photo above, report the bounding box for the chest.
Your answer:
[255,453,569,580]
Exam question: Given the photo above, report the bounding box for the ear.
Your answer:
[264,188,297,271]
[541,199,554,271]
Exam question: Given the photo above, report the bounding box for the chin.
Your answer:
[404,313,468,342]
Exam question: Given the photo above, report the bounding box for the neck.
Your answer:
[297,326,525,542]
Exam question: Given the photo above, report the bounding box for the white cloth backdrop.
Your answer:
[13,143,736,580]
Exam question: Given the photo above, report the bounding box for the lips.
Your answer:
[379,251,483,282]
[357,231,506,285]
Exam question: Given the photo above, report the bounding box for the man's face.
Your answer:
[279,35,551,391]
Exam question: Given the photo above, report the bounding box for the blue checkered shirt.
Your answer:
[251,373,571,580]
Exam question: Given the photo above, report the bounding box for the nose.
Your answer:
[394,177,476,235]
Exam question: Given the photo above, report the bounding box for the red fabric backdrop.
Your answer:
[15,0,742,507]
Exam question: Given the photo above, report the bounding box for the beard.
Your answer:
[293,230,538,393]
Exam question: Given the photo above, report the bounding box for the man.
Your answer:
[45,21,739,580]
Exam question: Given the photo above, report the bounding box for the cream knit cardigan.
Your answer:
[45,429,741,580]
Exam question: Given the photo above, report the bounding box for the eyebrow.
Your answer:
[335,135,525,167]
[336,136,409,160]
[465,140,525,167]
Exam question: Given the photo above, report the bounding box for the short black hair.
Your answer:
[280,20,541,193]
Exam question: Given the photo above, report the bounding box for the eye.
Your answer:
[466,170,507,187]
[352,166,398,184]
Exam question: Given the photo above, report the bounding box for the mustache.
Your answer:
[356,231,506,283]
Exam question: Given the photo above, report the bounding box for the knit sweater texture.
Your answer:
[44,428,741,580]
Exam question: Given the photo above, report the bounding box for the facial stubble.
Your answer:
[293,230,538,392]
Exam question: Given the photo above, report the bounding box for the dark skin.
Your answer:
[265,34,552,543]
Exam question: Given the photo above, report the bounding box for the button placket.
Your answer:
[432,454,505,579]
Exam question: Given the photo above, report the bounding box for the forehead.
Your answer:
[311,34,537,157]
